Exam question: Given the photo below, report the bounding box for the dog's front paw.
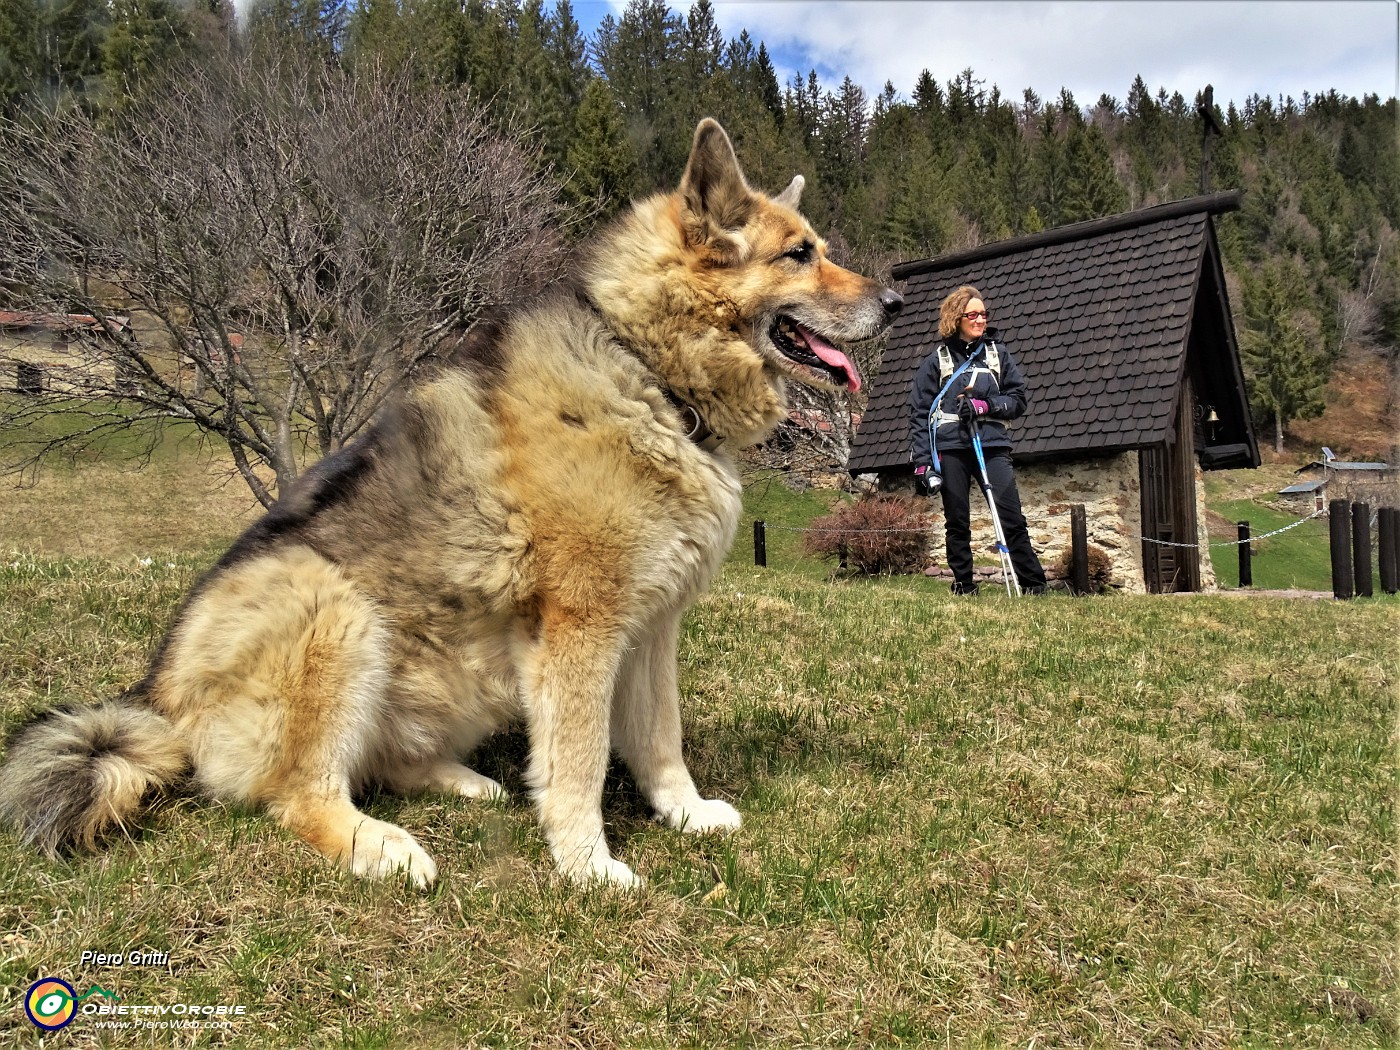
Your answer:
[556,851,644,889]
[550,836,644,889]
[348,819,438,888]
[583,855,644,889]
[663,798,742,835]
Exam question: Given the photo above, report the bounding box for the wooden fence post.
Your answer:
[1329,500,1353,600]
[1352,502,1373,598]
[1236,521,1252,588]
[753,519,767,568]
[1379,507,1399,595]
[1070,504,1089,595]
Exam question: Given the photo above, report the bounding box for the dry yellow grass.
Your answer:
[1,439,262,560]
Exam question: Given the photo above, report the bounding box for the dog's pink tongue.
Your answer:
[795,324,862,392]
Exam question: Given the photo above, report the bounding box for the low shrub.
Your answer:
[801,494,933,575]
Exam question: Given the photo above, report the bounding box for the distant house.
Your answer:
[181,330,245,396]
[1277,478,1328,514]
[0,310,136,394]
[848,192,1259,594]
[1279,448,1397,512]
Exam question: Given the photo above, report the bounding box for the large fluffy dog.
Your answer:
[0,120,901,887]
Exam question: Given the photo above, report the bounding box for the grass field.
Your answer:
[0,434,1395,1048]
[1202,467,1354,593]
[1208,497,1334,591]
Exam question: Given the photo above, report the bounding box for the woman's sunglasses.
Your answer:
[961,310,989,321]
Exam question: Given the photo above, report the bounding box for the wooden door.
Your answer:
[1138,384,1202,592]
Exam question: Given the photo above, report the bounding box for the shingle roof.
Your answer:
[0,310,131,332]
[1298,460,1391,472]
[849,192,1247,474]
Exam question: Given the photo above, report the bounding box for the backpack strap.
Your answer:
[936,343,954,382]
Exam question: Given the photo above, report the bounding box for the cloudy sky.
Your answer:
[571,0,1399,110]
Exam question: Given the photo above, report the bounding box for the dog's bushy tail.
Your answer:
[0,702,188,856]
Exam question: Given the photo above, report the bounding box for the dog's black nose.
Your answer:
[880,288,904,319]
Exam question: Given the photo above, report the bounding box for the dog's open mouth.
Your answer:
[769,316,862,393]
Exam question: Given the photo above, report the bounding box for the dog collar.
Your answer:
[665,392,726,453]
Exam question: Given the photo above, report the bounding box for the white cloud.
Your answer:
[703,0,1399,110]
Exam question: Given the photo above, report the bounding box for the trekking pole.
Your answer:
[968,419,1022,597]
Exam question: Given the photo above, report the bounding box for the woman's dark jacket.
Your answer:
[907,328,1030,468]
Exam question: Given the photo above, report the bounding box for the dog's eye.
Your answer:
[782,242,814,264]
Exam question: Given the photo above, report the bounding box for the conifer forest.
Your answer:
[2,0,1397,452]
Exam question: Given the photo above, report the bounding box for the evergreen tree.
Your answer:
[981,84,1018,145]
[0,0,42,113]
[523,0,590,170]
[1210,128,1243,192]
[784,68,823,151]
[950,144,1005,241]
[912,69,939,111]
[1240,260,1329,452]
[1124,74,1164,199]
[510,0,567,146]
[820,77,867,194]
[993,129,1036,235]
[41,0,109,106]
[1093,93,1118,120]
[405,0,472,87]
[565,76,638,218]
[591,0,684,190]
[1060,121,1127,223]
[872,79,896,120]
[1031,105,1067,227]
[345,0,414,76]
[1057,87,1081,127]
[246,0,347,61]
[103,0,192,104]
[461,0,515,110]
[1018,87,1041,130]
[911,67,945,148]
[545,0,589,116]
[754,42,781,126]
[677,0,732,131]
[682,0,721,86]
[711,30,787,191]
[945,67,982,129]
[882,151,950,259]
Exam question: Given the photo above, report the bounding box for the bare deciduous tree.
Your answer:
[0,44,574,505]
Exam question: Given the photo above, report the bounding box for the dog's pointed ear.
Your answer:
[680,119,754,255]
[774,175,804,210]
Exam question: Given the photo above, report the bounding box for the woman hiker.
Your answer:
[908,285,1048,596]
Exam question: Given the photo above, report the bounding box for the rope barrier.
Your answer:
[758,508,1328,551]
[1133,508,1326,550]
